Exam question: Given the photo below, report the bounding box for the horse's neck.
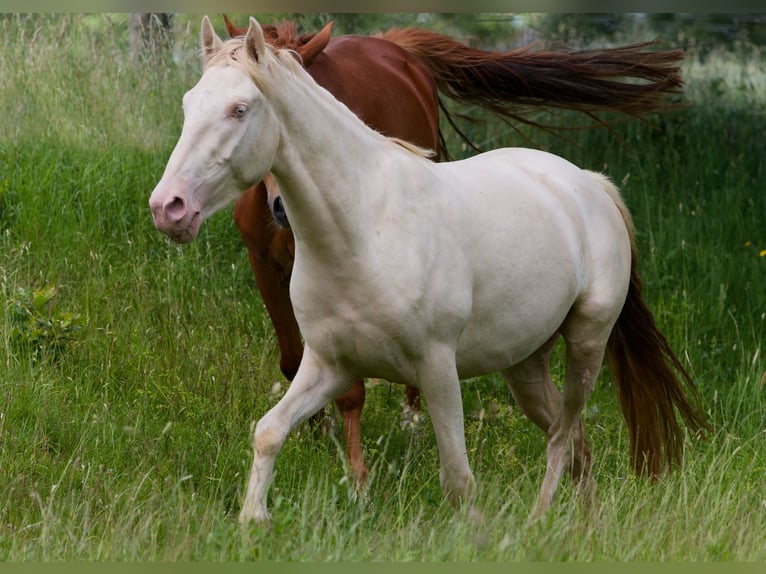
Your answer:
[268,70,392,258]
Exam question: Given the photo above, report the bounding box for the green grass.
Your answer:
[0,13,765,560]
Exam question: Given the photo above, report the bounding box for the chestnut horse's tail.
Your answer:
[379,28,685,152]
[596,176,709,477]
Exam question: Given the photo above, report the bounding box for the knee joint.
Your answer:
[254,424,284,456]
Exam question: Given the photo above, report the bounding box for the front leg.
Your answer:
[239,347,353,523]
[416,343,474,506]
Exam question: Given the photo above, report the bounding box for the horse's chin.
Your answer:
[167,212,201,244]
[168,230,195,244]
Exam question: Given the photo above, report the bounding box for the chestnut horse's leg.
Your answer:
[405,384,421,411]
[234,183,303,381]
[333,379,368,482]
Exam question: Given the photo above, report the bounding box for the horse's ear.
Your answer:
[201,16,223,64]
[297,21,333,67]
[245,17,266,63]
[223,14,247,38]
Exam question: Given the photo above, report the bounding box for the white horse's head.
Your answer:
[149,17,279,243]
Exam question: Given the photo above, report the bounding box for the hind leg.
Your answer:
[533,346,598,516]
[502,334,560,431]
[533,313,615,516]
[501,334,592,490]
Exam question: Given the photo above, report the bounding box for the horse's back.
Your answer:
[453,147,632,290]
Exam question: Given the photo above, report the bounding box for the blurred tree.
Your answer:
[532,13,766,55]
[417,13,525,49]
[646,13,766,56]
[527,13,638,47]
[219,13,523,49]
[129,13,173,56]
[197,13,766,56]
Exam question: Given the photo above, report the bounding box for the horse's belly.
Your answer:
[454,282,576,378]
[447,177,583,377]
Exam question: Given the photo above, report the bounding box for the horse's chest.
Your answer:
[289,265,438,383]
[299,308,421,384]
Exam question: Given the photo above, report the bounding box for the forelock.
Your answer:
[205,36,303,90]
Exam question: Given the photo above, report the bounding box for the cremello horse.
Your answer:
[149,18,708,523]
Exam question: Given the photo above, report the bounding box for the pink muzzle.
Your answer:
[149,179,202,244]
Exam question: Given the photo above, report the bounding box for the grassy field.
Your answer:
[0,13,765,560]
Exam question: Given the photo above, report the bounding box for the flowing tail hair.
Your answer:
[591,172,710,477]
[380,27,686,155]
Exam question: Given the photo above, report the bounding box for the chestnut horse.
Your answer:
[148,18,708,523]
[224,15,685,483]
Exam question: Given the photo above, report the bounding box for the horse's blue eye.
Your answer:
[233,105,247,117]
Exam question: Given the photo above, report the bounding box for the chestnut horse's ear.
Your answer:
[245,17,266,63]
[297,21,333,67]
[201,16,223,64]
[222,14,246,38]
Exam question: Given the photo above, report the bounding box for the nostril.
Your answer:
[165,196,187,222]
